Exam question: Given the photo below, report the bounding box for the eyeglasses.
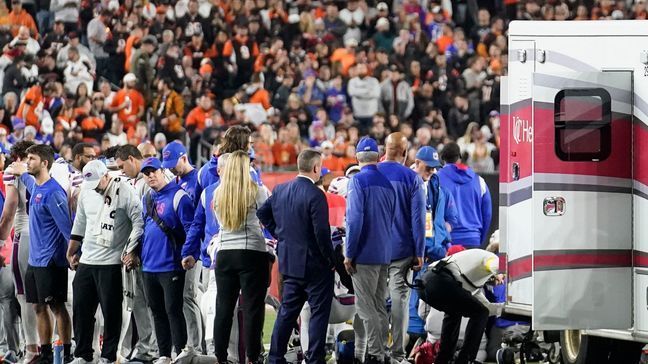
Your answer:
[83,154,96,159]
[142,169,156,176]
[425,166,436,173]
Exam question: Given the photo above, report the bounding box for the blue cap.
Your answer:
[321,167,330,177]
[356,137,379,153]
[416,146,442,168]
[0,144,10,155]
[141,157,162,172]
[11,116,25,130]
[249,148,256,160]
[161,141,187,169]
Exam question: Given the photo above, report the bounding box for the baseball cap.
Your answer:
[415,146,442,169]
[321,140,333,149]
[489,110,500,117]
[356,137,379,153]
[140,157,162,172]
[376,2,388,11]
[81,160,108,190]
[161,141,187,168]
[321,167,330,177]
[123,73,137,83]
[11,116,25,130]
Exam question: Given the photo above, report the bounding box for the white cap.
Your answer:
[376,2,388,11]
[376,17,389,29]
[81,159,108,190]
[321,140,333,149]
[24,125,36,136]
[123,73,137,83]
[288,13,300,24]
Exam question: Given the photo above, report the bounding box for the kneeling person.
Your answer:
[67,160,144,363]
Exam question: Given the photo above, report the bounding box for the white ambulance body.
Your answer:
[501,20,648,362]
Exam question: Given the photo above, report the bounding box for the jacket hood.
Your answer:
[441,163,475,184]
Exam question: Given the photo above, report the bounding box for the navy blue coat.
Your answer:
[257,176,335,279]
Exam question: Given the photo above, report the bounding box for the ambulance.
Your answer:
[500,20,648,363]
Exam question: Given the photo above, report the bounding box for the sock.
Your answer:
[64,344,71,357]
[40,344,52,356]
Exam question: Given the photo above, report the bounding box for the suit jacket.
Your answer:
[257,176,334,279]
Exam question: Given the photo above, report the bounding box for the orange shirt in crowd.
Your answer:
[272,141,298,167]
[111,88,145,131]
[80,116,105,132]
[185,106,215,133]
[325,192,346,228]
[7,9,38,39]
[249,89,271,110]
[254,141,274,167]
[124,35,140,72]
[330,48,356,77]
[322,155,343,172]
[436,35,453,54]
[16,85,43,128]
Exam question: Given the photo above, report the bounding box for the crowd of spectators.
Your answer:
[0,0,642,175]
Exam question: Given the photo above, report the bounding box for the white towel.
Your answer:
[92,178,121,247]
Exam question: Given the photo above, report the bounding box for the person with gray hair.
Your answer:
[343,137,396,364]
[258,148,336,364]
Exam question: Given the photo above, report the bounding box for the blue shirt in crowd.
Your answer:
[345,164,396,265]
[23,174,72,267]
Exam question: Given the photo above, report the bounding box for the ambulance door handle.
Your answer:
[543,197,565,216]
[512,163,520,181]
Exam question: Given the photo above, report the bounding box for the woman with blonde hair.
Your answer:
[212,150,270,364]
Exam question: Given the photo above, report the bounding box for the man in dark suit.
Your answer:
[257,149,335,364]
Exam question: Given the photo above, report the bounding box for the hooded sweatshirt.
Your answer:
[141,181,196,273]
[437,163,491,248]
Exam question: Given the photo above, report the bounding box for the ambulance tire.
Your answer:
[559,331,610,364]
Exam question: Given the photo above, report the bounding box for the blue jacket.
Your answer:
[425,174,458,261]
[141,181,196,273]
[198,156,219,190]
[23,175,72,267]
[345,165,396,265]
[377,161,426,261]
[257,176,334,279]
[185,183,219,267]
[177,169,202,207]
[437,164,492,248]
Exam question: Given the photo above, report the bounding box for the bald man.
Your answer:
[138,142,158,159]
[376,132,425,364]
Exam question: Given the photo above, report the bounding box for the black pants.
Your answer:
[72,264,123,361]
[419,270,489,364]
[214,250,270,363]
[143,270,187,357]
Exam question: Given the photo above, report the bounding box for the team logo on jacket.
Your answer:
[156,202,166,215]
[34,193,42,203]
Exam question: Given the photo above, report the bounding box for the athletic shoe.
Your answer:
[98,358,114,364]
[2,351,18,364]
[20,351,40,364]
[153,357,172,364]
[172,347,195,364]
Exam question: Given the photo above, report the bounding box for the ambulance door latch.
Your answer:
[543,197,565,216]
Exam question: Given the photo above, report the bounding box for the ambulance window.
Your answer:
[554,88,611,161]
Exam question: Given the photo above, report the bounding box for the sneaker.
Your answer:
[153,357,172,364]
[20,351,40,364]
[98,358,115,364]
[172,347,195,364]
[2,351,18,364]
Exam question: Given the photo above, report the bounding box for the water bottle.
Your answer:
[53,340,64,364]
